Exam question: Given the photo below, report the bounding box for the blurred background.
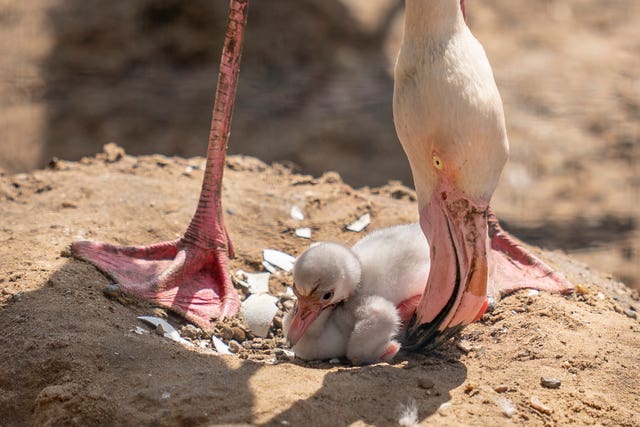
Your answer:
[0,0,638,289]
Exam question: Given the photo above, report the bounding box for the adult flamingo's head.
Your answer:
[394,0,509,349]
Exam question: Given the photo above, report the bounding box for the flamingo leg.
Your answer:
[71,0,249,331]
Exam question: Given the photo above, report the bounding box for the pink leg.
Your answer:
[487,208,573,299]
[379,341,400,362]
[396,295,422,326]
[71,0,250,331]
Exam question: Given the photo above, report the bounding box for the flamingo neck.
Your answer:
[403,0,465,43]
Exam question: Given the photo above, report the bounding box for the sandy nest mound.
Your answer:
[0,147,638,426]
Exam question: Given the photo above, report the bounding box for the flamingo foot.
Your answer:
[487,210,574,299]
[71,238,240,331]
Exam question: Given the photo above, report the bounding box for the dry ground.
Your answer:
[1,152,638,426]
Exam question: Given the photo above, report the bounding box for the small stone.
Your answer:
[273,315,283,329]
[242,341,253,350]
[228,340,242,354]
[155,324,165,336]
[221,326,234,341]
[102,143,125,163]
[418,378,434,390]
[623,309,637,320]
[464,383,479,397]
[151,307,168,318]
[180,324,202,340]
[530,396,552,414]
[232,327,246,342]
[494,385,509,393]
[275,348,295,361]
[438,402,452,416]
[540,377,561,389]
[457,340,475,353]
[102,284,121,298]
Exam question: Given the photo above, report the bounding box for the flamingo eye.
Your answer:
[322,291,333,301]
[433,155,444,170]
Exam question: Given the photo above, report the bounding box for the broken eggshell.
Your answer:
[235,270,271,294]
[211,336,233,355]
[263,249,296,272]
[137,316,194,347]
[241,293,279,338]
[290,205,305,221]
[295,227,312,239]
[346,213,371,232]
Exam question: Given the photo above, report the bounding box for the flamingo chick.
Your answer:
[284,223,429,363]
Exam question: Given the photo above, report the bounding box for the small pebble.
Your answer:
[102,284,121,298]
[155,324,165,336]
[180,324,202,340]
[530,396,552,414]
[221,326,234,341]
[228,340,242,354]
[232,327,246,342]
[151,307,168,318]
[418,378,434,390]
[623,309,637,320]
[494,385,509,393]
[242,341,253,350]
[273,316,283,329]
[457,340,474,353]
[540,377,561,389]
[437,402,452,417]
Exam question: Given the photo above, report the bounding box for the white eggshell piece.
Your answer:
[290,205,305,221]
[263,249,296,272]
[241,293,279,338]
[212,336,233,355]
[262,260,277,274]
[137,316,194,347]
[295,227,312,239]
[236,270,271,294]
[346,213,371,232]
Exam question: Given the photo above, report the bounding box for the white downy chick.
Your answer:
[283,223,429,363]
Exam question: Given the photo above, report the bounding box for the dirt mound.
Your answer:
[1,150,638,426]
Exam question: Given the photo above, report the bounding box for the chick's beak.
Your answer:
[286,297,322,346]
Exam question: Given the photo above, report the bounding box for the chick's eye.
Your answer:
[322,291,333,301]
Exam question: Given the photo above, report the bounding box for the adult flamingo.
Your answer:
[394,0,572,350]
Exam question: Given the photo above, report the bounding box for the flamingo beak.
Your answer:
[286,297,322,346]
[405,177,489,350]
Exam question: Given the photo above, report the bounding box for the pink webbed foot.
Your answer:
[72,238,239,330]
[487,209,574,299]
[72,0,250,332]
